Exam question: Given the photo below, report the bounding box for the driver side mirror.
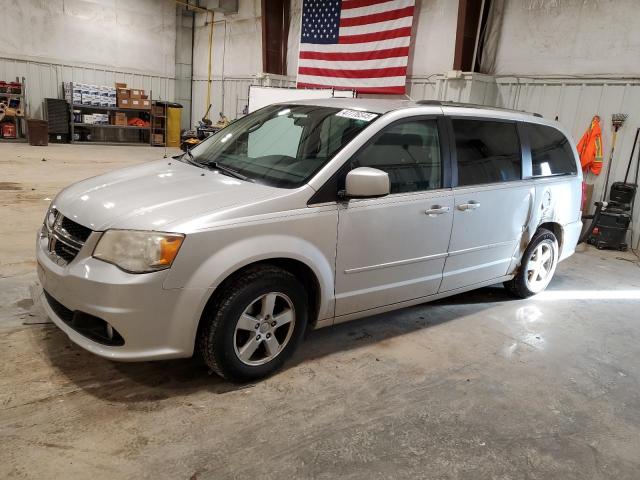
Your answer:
[341,167,390,199]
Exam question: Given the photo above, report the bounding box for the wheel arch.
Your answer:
[537,221,564,251]
[194,256,326,353]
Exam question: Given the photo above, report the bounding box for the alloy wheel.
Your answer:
[525,240,556,293]
[233,292,296,366]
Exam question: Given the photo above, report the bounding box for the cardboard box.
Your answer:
[130,89,144,100]
[117,88,130,99]
[152,105,164,116]
[118,98,131,108]
[126,98,150,109]
[115,82,127,89]
[152,134,164,144]
[112,112,127,126]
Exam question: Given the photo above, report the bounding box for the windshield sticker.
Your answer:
[335,109,378,122]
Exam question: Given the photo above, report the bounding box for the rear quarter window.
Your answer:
[452,119,522,186]
[527,123,577,177]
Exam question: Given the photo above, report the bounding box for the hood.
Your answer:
[53,159,290,232]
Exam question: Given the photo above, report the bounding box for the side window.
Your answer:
[351,119,441,194]
[527,124,577,176]
[452,119,521,186]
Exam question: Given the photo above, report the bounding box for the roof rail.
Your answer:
[416,100,543,118]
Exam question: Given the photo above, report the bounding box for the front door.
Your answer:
[440,118,533,292]
[334,117,454,317]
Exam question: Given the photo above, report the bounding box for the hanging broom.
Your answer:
[601,113,628,201]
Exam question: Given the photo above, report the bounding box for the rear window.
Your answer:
[452,119,521,186]
[527,124,577,177]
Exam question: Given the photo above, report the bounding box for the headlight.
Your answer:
[93,230,185,273]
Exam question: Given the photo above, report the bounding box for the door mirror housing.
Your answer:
[343,167,390,199]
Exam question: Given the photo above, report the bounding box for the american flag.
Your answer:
[297,0,415,95]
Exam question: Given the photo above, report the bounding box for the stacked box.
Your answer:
[112,112,127,126]
[81,113,109,124]
[81,84,91,105]
[63,82,83,105]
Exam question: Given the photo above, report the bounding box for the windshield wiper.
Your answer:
[180,148,201,167]
[204,161,252,182]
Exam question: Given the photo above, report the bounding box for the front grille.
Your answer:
[44,290,125,346]
[43,211,93,265]
[53,240,79,263]
[60,217,92,242]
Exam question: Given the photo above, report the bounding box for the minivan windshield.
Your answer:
[186,104,378,188]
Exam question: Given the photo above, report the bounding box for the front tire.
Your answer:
[198,265,308,382]
[504,228,559,298]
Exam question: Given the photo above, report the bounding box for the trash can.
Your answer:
[27,119,49,146]
[166,105,183,148]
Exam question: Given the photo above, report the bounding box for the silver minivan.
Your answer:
[37,99,582,381]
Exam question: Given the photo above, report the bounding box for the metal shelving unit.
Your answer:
[67,82,152,145]
[151,101,167,147]
[74,122,150,129]
[0,76,28,142]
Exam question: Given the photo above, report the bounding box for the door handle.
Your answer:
[425,205,451,216]
[457,201,481,211]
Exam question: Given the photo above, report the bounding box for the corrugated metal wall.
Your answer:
[190,74,295,126]
[0,56,176,120]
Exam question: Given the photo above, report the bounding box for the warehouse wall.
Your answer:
[490,0,640,76]
[189,0,262,126]
[175,8,194,130]
[0,0,177,118]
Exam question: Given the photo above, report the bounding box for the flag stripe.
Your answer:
[339,16,413,36]
[342,0,396,10]
[299,46,410,61]
[300,36,410,53]
[339,27,412,44]
[340,5,414,27]
[298,81,406,95]
[297,74,407,88]
[299,66,407,78]
[299,56,408,70]
[341,0,415,18]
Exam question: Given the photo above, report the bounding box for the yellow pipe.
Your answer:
[205,11,214,120]
[174,0,211,14]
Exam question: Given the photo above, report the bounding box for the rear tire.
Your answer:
[197,265,308,382]
[504,228,559,298]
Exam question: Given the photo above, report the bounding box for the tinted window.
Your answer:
[453,120,521,186]
[528,124,577,176]
[351,120,441,194]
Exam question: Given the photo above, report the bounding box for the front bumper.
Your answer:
[36,230,208,361]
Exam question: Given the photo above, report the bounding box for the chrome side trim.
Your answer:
[447,240,513,257]
[344,252,448,274]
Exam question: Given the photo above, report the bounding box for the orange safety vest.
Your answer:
[577,116,603,175]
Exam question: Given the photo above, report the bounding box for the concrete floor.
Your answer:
[2,143,640,479]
